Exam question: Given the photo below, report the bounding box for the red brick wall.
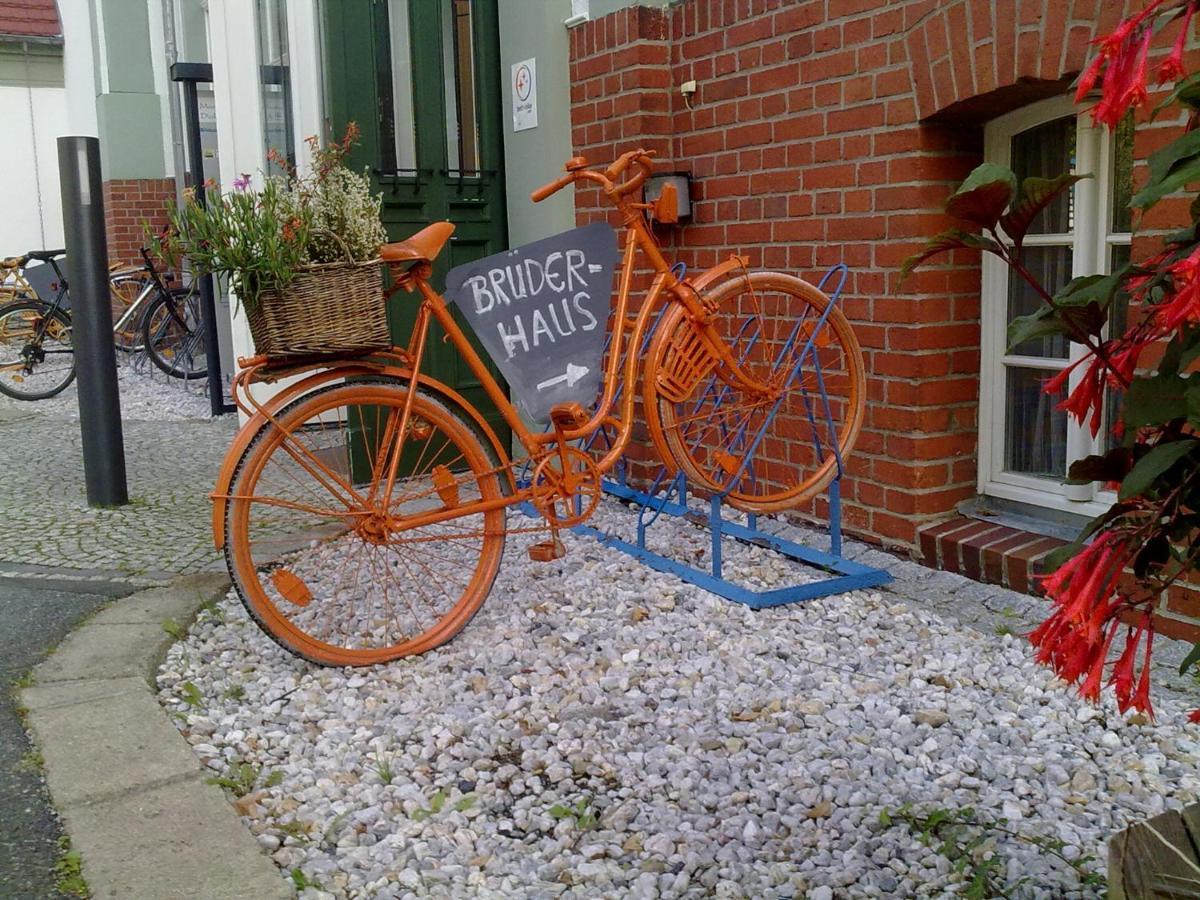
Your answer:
[101,178,174,268]
[565,1,1159,550]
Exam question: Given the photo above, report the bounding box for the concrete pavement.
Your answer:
[19,574,290,899]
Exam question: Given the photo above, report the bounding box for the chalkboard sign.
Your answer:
[444,223,620,423]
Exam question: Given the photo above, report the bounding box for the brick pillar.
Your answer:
[101,178,175,267]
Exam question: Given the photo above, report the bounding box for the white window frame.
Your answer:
[979,96,1131,517]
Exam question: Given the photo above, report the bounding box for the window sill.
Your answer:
[959,495,1091,543]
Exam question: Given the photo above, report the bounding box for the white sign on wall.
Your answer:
[511,58,537,132]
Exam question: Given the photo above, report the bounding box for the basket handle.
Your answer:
[313,228,361,265]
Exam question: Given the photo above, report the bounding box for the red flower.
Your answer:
[1031,534,1139,708]
[1158,2,1197,83]
[1078,0,1187,127]
[1043,354,1107,437]
[1188,708,1200,724]
[1157,245,1200,327]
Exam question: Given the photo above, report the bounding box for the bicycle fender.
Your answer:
[211,366,515,550]
[688,255,750,294]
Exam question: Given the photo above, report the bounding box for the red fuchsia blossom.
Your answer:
[1159,1,1197,82]
[1043,354,1107,437]
[1076,0,1194,127]
[1031,534,1146,711]
[1156,244,1200,328]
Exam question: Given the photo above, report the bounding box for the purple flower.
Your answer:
[232,173,251,192]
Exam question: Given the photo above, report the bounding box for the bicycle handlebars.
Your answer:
[530,149,656,204]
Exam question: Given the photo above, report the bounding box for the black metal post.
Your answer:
[172,62,227,417]
[57,136,129,507]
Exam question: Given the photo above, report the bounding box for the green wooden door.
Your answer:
[323,0,509,445]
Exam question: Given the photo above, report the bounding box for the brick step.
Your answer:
[917,516,1200,642]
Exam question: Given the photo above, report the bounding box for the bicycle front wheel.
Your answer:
[142,288,207,379]
[646,272,865,513]
[224,378,507,666]
[0,301,75,400]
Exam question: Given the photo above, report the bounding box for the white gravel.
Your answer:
[159,501,1200,899]
[0,354,215,420]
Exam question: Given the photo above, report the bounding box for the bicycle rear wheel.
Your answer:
[142,288,207,379]
[110,273,150,352]
[224,378,507,666]
[645,272,865,513]
[0,301,75,400]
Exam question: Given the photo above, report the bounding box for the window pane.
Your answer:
[1008,246,1072,358]
[382,0,417,173]
[1111,115,1135,234]
[256,0,294,177]
[443,0,480,173]
[1005,367,1068,477]
[1011,116,1076,234]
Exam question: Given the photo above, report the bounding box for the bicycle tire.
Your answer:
[645,271,865,513]
[224,377,507,666]
[0,300,75,400]
[142,288,208,380]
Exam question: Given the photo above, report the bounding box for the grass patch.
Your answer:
[54,837,88,897]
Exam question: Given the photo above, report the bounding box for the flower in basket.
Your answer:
[153,123,390,357]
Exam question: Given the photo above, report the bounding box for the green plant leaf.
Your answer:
[1006,307,1064,350]
[1057,301,1107,338]
[1179,642,1200,676]
[429,789,446,814]
[1067,448,1133,485]
[1133,129,1200,209]
[1155,72,1200,117]
[945,163,1018,229]
[1124,375,1189,429]
[1119,439,1199,500]
[899,229,1003,284]
[999,174,1088,251]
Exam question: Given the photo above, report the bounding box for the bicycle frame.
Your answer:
[218,152,781,539]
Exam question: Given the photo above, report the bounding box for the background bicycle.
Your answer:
[0,247,206,400]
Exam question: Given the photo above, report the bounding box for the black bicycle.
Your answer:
[0,248,206,401]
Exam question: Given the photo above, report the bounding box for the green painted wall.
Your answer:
[94,0,166,179]
[0,43,63,88]
[497,0,576,245]
[177,0,209,63]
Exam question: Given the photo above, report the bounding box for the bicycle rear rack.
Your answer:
[522,263,891,608]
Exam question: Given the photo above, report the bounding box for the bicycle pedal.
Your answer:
[528,539,566,562]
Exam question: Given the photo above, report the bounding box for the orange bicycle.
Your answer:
[213,149,865,666]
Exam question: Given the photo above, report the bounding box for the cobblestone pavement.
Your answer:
[0,393,236,584]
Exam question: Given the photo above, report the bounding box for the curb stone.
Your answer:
[20,573,292,900]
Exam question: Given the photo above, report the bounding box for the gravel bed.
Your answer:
[159,500,1200,898]
[0,354,215,421]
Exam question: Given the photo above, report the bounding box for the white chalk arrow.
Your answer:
[588,264,603,273]
[536,362,589,391]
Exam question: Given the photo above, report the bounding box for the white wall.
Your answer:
[0,84,68,254]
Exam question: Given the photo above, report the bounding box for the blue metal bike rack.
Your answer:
[523,264,891,608]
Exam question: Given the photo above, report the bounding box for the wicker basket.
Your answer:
[246,259,388,358]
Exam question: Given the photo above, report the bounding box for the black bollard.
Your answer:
[57,136,129,507]
[171,62,228,417]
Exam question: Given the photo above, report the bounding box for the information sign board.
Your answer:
[444,223,620,423]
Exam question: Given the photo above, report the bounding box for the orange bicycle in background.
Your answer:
[213,149,866,666]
